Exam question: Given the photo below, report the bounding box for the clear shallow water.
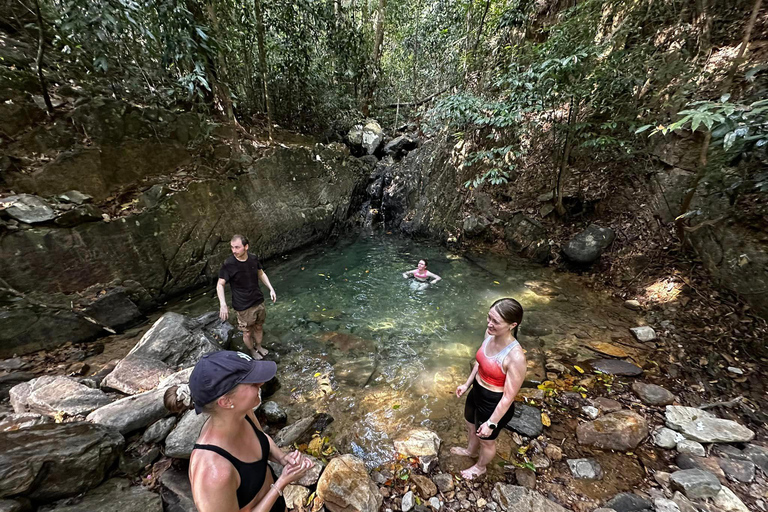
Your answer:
[175,233,641,469]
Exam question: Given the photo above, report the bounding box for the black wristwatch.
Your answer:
[487,421,498,429]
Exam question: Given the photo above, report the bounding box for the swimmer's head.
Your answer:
[418,259,427,269]
[489,298,523,338]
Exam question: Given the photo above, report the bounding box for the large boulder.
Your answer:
[562,224,615,264]
[393,429,441,457]
[124,312,221,368]
[491,483,568,512]
[361,121,384,155]
[165,410,209,459]
[0,422,124,502]
[10,376,112,417]
[316,454,382,512]
[576,410,649,451]
[101,356,175,395]
[159,467,197,512]
[86,387,169,434]
[80,288,145,331]
[504,214,550,263]
[38,478,162,512]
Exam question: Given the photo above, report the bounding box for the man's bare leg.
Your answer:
[450,420,480,457]
[242,328,261,360]
[460,438,496,480]
[253,324,268,357]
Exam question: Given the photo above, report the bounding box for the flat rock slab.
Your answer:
[712,487,749,512]
[491,483,568,512]
[505,404,543,438]
[275,413,334,448]
[38,478,162,512]
[101,355,174,395]
[0,194,56,224]
[567,458,604,480]
[665,406,712,431]
[316,454,381,512]
[678,417,754,444]
[718,457,755,483]
[670,469,721,499]
[87,387,169,434]
[393,428,441,457]
[591,359,643,376]
[11,376,112,417]
[632,381,674,406]
[576,410,648,451]
[165,410,209,459]
[0,422,124,502]
[604,492,652,512]
[676,439,705,457]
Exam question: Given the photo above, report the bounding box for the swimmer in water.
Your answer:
[402,259,441,286]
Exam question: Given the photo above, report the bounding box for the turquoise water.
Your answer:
[177,233,640,468]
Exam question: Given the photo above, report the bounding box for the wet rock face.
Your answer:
[562,224,616,264]
[316,454,382,512]
[0,422,124,503]
[274,413,334,447]
[38,478,162,512]
[0,194,56,224]
[576,410,649,451]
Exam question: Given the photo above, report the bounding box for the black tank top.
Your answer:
[193,416,272,509]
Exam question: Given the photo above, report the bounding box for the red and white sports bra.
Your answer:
[476,336,519,387]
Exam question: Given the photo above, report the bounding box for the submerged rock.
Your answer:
[38,478,162,512]
[0,422,124,502]
[316,454,382,512]
[393,428,441,457]
[576,410,648,451]
[670,469,721,499]
[274,413,334,447]
[562,224,615,264]
[257,401,288,427]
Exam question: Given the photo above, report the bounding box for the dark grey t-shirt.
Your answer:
[218,253,264,311]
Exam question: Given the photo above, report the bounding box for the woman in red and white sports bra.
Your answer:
[452,298,527,480]
[402,259,442,284]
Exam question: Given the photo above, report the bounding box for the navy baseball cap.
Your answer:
[189,351,277,414]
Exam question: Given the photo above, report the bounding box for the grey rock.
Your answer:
[165,410,209,459]
[54,205,103,227]
[158,367,195,388]
[347,125,364,146]
[0,498,31,512]
[125,312,221,369]
[653,499,680,512]
[514,469,536,489]
[432,473,454,493]
[0,195,56,224]
[138,184,170,210]
[631,381,674,406]
[39,477,162,512]
[0,413,52,432]
[362,121,384,155]
[491,484,567,512]
[393,428,441,457]
[118,445,161,476]
[87,387,169,434]
[582,406,600,419]
[257,401,287,426]
[503,214,550,263]
[57,190,92,205]
[604,493,652,512]
[0,358,28,372]
[567,458,604,480]
[576,411,649,451]
[159,467,196,512]
[142,416,177,444]
[629,326,657,342]
[505,404,543,438]
[11,376,112,417]
[562,224,615,264]
[718,457,755,483]
[665,406,711,431]
[590,359,643,377]
[429,497,441,511]
[678,416,754,444]
[669,469,722,499]
[402,491,415,512]
[101,355,174,395]
[382,135,417,159]
[81,288,144,331]
[591,397,622,413]
[0,422,124,502]
[712,486,749,512]
[463,215,491,237]
[676,440,705,457]
[654,428,685,449]
[670,492,697,512]
[275,413,334,447]
[675,454,725,479]
[742,444,768,474]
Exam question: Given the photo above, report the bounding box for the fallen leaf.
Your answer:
[573,365,585,374]
[541,412,551,427]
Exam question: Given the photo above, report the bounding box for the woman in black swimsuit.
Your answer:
[189,351,313,512]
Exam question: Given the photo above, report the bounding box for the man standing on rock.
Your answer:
[217,234,277,360]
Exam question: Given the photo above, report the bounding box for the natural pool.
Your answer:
[169,233,644,473]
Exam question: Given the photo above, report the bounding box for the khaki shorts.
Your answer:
[235,303,266,331]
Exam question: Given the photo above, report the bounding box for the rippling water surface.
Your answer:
[176,234,639,469]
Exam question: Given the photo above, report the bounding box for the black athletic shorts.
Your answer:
[463,379,516,441]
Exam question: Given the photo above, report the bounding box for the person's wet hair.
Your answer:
[491,298,523,337]
[420,259,428,267]
[231,234,249,247]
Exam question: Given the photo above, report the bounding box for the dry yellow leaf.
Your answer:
[541,412,551,427]
[573,365,584,374]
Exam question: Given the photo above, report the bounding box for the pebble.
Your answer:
[654,471,671,487]
[631,381,675,406]
[654,428,685,449]
[402,491,414,512]
[591,397,622,413]
[727,367,744,375]
[476,498,487,508]
[432,473,454,493]
[515,468,536,489]
[567,458,604,480]
[630,326,656,342]
[582,406,600,419]
[676,440,706,457]
[544,444,563,461]
[429,497,441,510]
[623,299,642,311]
[604,492,652,512]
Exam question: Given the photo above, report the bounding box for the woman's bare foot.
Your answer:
[450,447,478,457]
[460,465,486,480]
[250,350,264,360]
[256,346,269,356]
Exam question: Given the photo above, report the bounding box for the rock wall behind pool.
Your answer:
[0,144,368,356]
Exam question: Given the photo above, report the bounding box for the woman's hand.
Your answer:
[476,422,494,438]
[402,272,408,279]
[276,456,314,486]
[456,384,469,397]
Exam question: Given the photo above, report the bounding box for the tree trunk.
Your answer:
[32,0,53,114]
[253,0,273,140]
[361,0,386,116]
[723,0,762,92]
[675,131,711,244]
[205,2,235,122]
[555,98,577,217]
